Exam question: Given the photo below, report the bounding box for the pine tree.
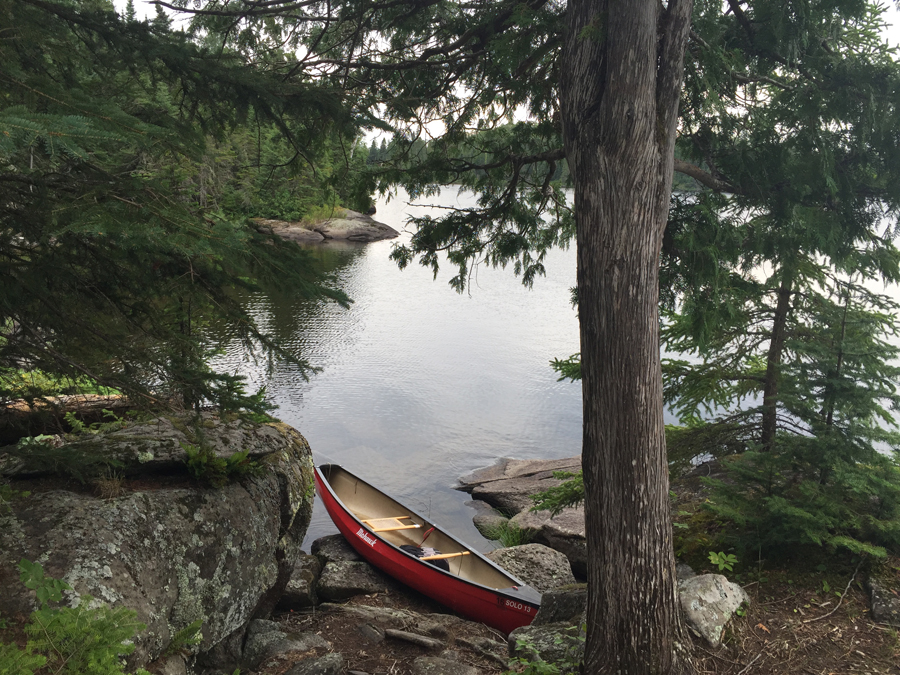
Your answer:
[124,0,900,671]
[0,0,351,414]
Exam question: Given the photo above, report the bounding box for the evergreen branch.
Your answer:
[152,0,334,20]
[672,158,734,192]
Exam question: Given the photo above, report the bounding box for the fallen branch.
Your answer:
[735,648,765,675]
[802,559,863,624]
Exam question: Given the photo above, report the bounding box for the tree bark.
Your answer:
[760,271,794,452]
[559,1,694,673]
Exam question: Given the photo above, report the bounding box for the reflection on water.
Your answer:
[212,189,583,551]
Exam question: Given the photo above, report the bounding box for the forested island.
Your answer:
[2,1,900,674]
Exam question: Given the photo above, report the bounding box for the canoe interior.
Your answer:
[321,464,521,591]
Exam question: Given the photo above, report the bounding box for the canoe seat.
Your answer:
[420,551,470,561]
[362,516,421,532]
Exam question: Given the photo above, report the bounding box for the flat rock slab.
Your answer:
[510,507,586,577]
[458,457,581,488]
[411,656,479,675]
[486,544,574,592]
[284,652,345,675]
[459,457,581,515]
[317,561,391,601]
[679,574,750,647]
[311,534,363,564]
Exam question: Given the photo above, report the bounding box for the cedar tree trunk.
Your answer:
[760,270,794,451]
[559,1,694,672]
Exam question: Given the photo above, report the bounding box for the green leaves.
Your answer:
[708,551,738,572]
[18,559,70,606]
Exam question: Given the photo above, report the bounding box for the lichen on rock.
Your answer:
[0,414,316,669]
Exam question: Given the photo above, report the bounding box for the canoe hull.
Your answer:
[315,465,539,634]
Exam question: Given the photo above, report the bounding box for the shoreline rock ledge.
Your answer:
[254,208,400,244]
[457,456,588,577]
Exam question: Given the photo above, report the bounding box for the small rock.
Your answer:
[248,619,281,634]
[280,554,323,609]
[317,561,391,600]
[486,543,575,592]
[468,499,509,538]
[384,628,445,651]
[311,534,363,564]
[284,652,345,675]
[532,585,587,626]
[411,656,479,675]
[356,623,385,643]
[242,619,328,671]
[866,576,900,627]
[473,512,510,538]
[158,655,188,675]
[678,574,750,647]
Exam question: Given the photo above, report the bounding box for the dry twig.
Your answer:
[802,559,863,624]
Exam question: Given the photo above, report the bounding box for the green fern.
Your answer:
[0,643,47,675]
[0,561,151,675]
[531,471,584,516]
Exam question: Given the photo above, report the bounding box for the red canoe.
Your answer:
[315,464,541,633]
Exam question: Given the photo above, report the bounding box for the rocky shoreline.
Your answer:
[3,423,899,675]
[253,209,399,244]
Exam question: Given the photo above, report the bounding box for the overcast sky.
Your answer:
[112,1,900,70]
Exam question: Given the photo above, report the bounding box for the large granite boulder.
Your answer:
[0,414,316,669]
[509,508,586,578]
[314,209,399,242]
[486,544,575,592]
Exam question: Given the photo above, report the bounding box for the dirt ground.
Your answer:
[255,559,900,675]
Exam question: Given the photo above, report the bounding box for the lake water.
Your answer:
[214,189,585,551]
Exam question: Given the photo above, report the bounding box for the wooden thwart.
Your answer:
[420,551,471,561]
[362,516,421,532]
